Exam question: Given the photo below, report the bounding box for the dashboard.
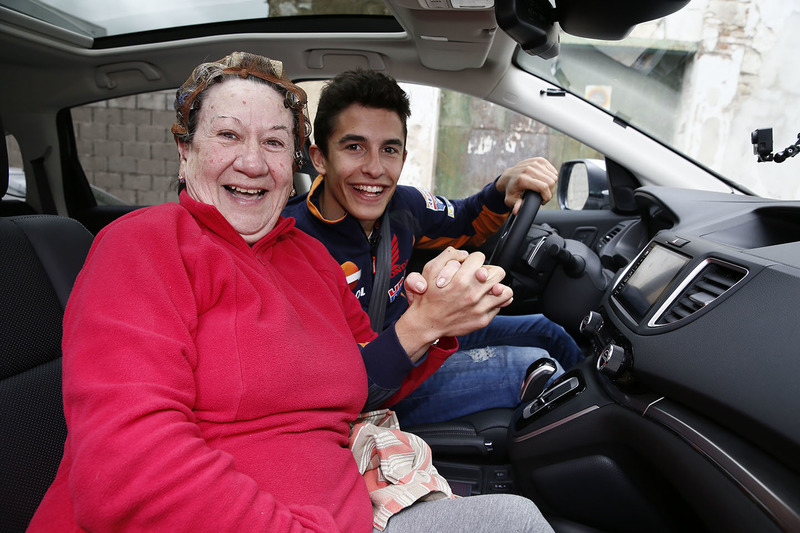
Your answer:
[593,187,800,468]
[510,186,800,531]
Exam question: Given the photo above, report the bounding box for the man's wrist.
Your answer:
[394,312,440,362]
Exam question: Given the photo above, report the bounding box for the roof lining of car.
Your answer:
[92,16,405,50]
[0,4,518,117]
[386,0,499,71]
[0,5,94,49]
[1,0,502,73]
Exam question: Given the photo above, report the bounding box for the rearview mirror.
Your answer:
[495,0,691,58]
[557,159,610,210]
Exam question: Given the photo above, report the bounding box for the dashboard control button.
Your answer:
[580,311,604,335]
[597,343,629,378]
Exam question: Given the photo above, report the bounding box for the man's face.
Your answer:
[310,104,406,235]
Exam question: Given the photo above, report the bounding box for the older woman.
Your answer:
[28,52,552,533]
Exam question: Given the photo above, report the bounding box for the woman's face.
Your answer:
[178,77,295,244]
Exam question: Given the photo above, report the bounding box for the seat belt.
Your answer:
[367,211,392,333]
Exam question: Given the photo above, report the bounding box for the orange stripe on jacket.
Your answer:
[416,206,508,249]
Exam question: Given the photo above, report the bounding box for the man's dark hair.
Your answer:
[313,69,411,158]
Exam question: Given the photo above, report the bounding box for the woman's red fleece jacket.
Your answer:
[28,192,455,532]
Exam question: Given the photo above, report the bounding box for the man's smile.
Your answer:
[352,184,386,197]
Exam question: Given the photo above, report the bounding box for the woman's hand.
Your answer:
[396,248,513,361]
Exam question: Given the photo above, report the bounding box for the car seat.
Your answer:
[0,116,94,532]
[402,407,517,497]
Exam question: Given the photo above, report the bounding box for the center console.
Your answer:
[504,230,796,531]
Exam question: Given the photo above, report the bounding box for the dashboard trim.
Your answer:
[646,257,749,328]
[608,236,750,331]
[646,404,800,532]
[513,405,600,442]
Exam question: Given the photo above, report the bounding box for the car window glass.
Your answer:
[72,90,178,206]
[299,81,603,211]
[4,133,25,201]
[426,87,602,209]
[71,84,604,210]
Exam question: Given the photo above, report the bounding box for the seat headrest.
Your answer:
[1,115,8,199]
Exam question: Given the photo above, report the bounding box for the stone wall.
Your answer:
[434,90,599,200]
[72,90,179,205]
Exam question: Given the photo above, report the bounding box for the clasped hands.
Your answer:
[394,247,513,361]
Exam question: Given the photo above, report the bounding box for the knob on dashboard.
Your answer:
[580,311,604,335]
[597,343,628,378]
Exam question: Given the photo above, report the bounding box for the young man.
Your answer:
[283,69,583,426]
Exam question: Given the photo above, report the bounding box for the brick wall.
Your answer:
[73,90,179,205]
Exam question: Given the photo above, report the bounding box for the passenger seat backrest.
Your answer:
[0,117,94,532]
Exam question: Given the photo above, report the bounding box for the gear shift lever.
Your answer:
[519,357,557,403]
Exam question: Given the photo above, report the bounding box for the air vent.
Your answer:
[653,260,747,326]
[598,225,623,249]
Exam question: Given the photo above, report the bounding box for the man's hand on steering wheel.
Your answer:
[489,157,558,274]
[495,156,557,214]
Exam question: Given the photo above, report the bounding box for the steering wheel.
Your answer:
[488,190,542,274]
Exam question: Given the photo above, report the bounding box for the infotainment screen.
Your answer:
[614,244,690,323]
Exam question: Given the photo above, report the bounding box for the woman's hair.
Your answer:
[171,52,311,170]
[313,69,411,158]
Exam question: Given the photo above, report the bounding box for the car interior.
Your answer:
[2,0,800,532]
[0,115,95,533]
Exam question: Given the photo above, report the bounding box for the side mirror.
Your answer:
[557,159,610,210]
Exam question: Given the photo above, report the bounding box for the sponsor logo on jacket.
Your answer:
[388,276,405,303]
[415,187,455,217]
[341,261,361,291]
[390,235,408,278]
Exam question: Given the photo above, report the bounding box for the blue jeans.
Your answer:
[459,314,584,368]
[393,314,583,427]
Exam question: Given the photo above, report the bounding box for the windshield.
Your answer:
[517,0,800,200]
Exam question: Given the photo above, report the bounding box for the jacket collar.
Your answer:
[179,189,295,253]
[306,175,347,224]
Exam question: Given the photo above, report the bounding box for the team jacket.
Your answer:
[283,175,511,331]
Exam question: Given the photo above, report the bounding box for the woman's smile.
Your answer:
[224,184,268,199]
